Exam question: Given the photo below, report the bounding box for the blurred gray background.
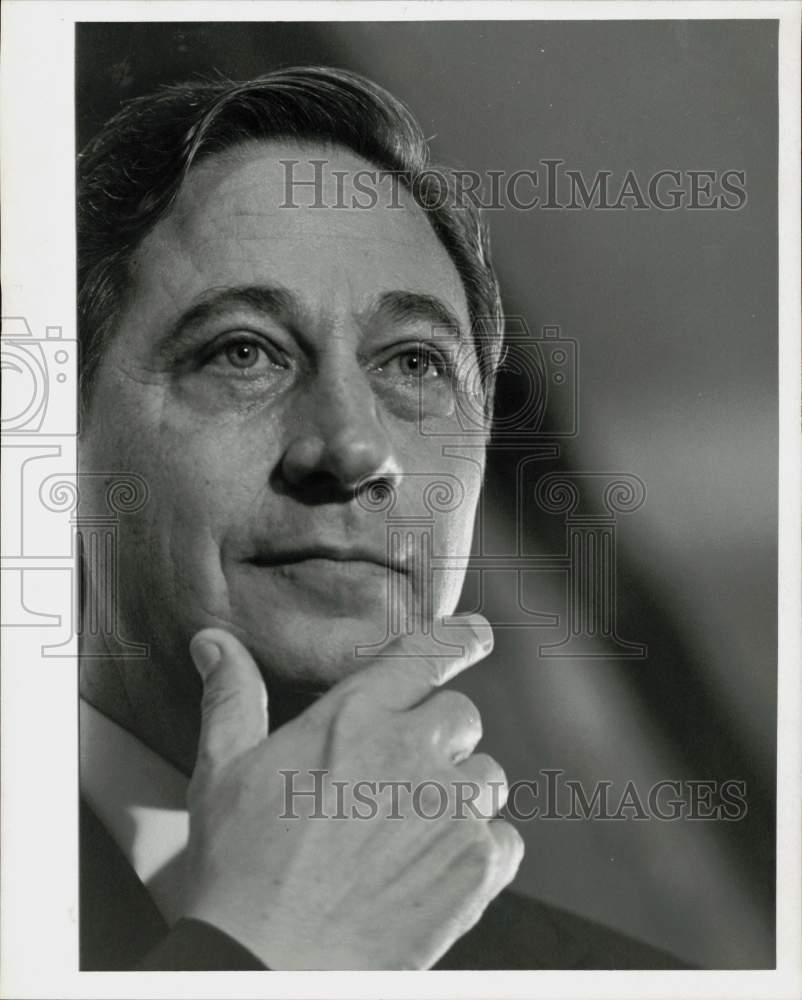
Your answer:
[76,19,778,968]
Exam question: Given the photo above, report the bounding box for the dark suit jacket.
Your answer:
[80,800,689,971]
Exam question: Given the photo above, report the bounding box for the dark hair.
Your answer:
[77,66,503,413]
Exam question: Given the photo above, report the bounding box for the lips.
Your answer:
[245,544,410,575]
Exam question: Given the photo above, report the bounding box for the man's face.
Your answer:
[81,140,487,698]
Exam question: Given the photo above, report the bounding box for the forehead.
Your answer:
[127,139,470,331]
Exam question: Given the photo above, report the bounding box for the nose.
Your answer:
[280,367,402,494]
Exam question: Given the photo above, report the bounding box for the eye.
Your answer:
[382,345,449,379]
[225,342,264,369]
[398,350,431,377]
[203,334,287,374]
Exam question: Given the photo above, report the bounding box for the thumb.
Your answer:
[190,628,269,773]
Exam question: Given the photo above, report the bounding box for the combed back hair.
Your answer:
[77,66,504,414]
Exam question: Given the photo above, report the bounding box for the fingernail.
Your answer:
[466,614,494,652]
[190,638,221,680]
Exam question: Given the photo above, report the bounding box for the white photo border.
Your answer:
[1,2,799,998]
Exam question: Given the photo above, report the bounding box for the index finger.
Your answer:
[341,613,494,711]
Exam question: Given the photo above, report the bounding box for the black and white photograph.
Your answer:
[1,3,800,997]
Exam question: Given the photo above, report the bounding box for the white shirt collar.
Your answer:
[79,698,190,926]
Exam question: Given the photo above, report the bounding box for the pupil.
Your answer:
[228,344,257,368]
[406,352,427,374]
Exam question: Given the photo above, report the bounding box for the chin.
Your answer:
[225,562,463,692]
[241,590,465,695]
[242,614,390,693]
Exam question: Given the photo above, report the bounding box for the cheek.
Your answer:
[113,423,279,632]
[84,391,280,577]
[151,418,278,546]
[392,440,483,576]
[436,467,483,556]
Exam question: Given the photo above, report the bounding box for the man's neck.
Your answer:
[79,649,201,776]
[79,652,319,776]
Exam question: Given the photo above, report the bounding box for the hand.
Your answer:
[181,617,524,969]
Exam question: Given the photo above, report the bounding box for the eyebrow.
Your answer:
[161,284,465,350]
[162,286,298,348]
[369,291,464,341]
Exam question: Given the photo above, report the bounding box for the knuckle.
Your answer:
[425,692,483,756]
[200,683,240,718]
[454,821,525,894]
[487,756,509,790]
[448,620,492,659]
[441,691,481,728]
[469,752,508,788]
[493,820,526,866]
[415,777,450,816]
[458,834,496,885]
